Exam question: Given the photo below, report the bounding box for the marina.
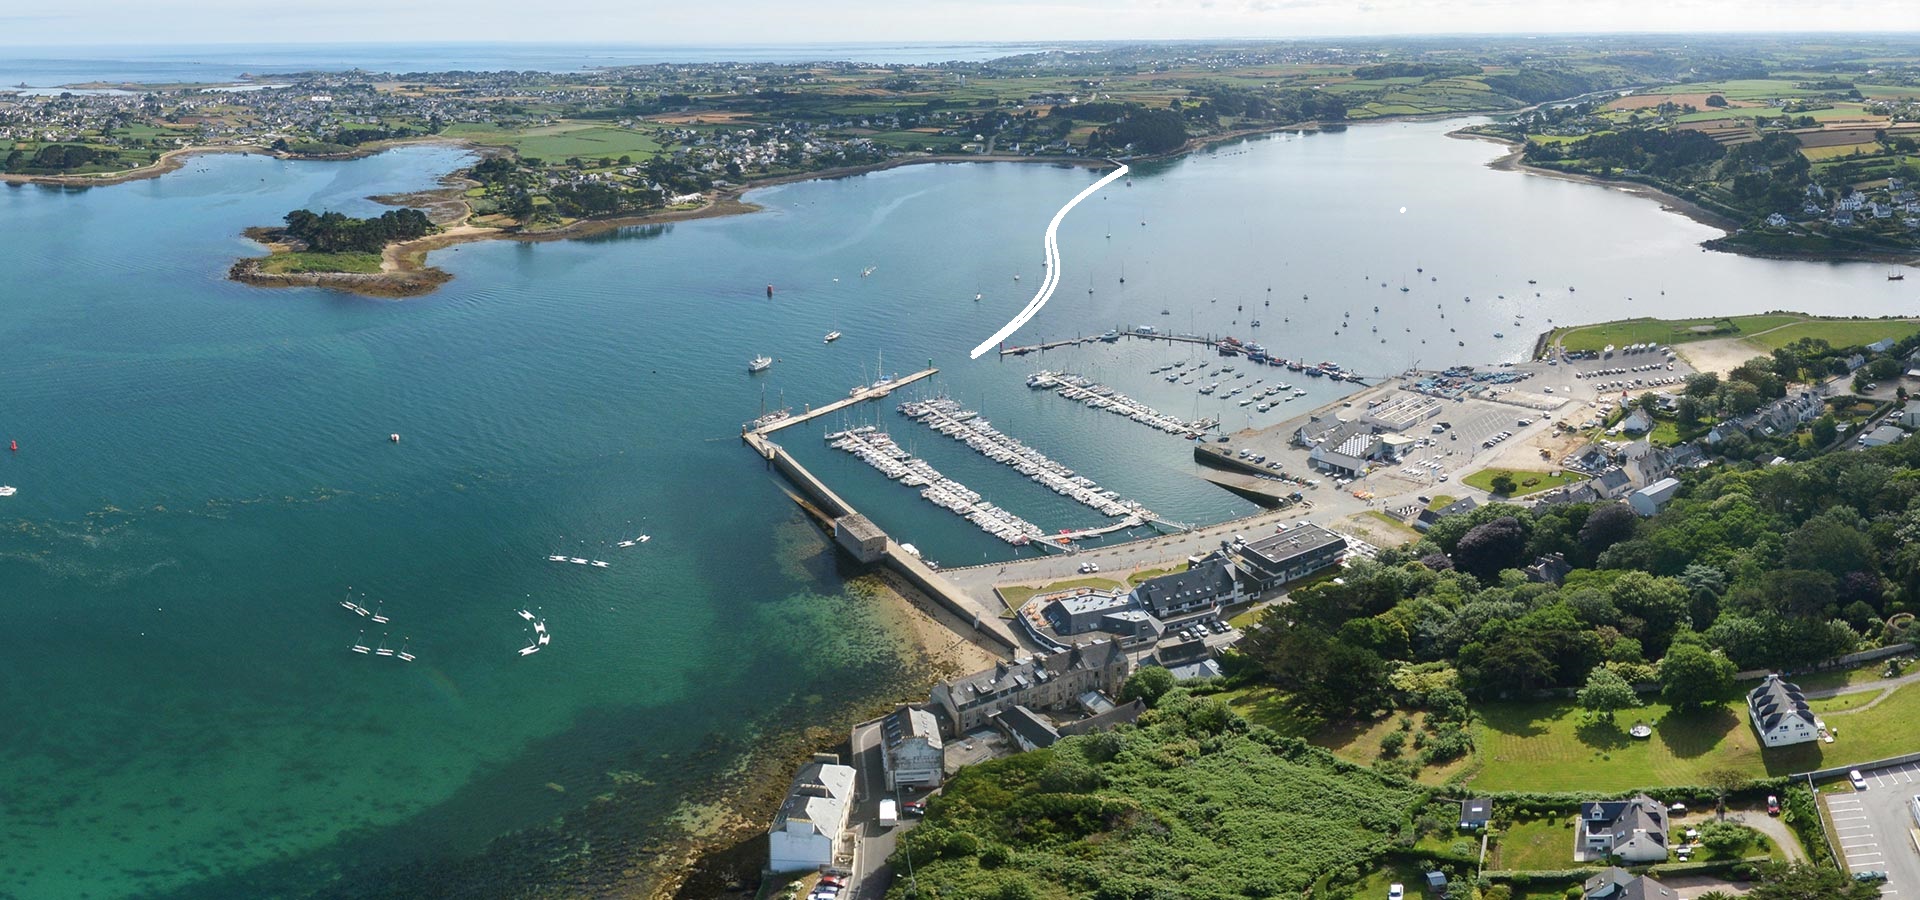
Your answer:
[896,396,1157,527]
[1023,371,1217,438]
[827,425,1046,546]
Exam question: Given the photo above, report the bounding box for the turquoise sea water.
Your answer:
[2,119,1916,898]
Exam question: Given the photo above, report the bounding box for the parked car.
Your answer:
[1767,795,1780,815]
[818,874,847,888]
[902,800,926,817]
[1388,884,1405,900]
[1855,871,1888,883]
[1851,770,1869,791]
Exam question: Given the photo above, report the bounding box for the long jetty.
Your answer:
[741,374,1025,653]
[749,367,938,436]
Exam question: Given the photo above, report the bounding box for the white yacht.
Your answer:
[823,331,842,343]
[748,355,773,373]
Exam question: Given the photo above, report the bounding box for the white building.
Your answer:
[1627,477,1681,517]
[768,758,857,873]
[880,705,945,790]
[1746,674,1818,748]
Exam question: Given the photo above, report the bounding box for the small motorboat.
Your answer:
[0,485,15,497]
[824,331,842,343]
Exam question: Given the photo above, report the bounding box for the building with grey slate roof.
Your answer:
[1582,867,1674,900]
[929,641,1130,736]
[1577,794,1669,863]
[1747,673,1817,747]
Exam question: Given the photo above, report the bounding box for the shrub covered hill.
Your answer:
[885,689,1427,900]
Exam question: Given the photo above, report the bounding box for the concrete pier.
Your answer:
[743,427,1023,652]
[751,367,939,436]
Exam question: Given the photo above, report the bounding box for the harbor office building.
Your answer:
[1230,526,1348,594]
[928,641,1130,736]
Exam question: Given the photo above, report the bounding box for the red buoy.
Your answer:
[7,440,14,452]
[766,284,774,298]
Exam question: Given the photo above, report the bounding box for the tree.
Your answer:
[1811,415,1839,447]
[1695,820,1753,854]
[1577,503,1639,564]
[1453,517,1529,581]
[1705,94,1729,108]
[1121,666,1176,707]
[1700,767,1751,810]
[1576,665,1639,721]
[1746,861,1881,899]
[1659,639,1736,710]
[1489,473,1518,495]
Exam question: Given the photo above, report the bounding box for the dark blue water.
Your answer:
[0,42,1061,87]
[1,118,1914,898]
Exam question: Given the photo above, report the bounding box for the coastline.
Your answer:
[1450,129,1741,234]
[1454,129,1920,266]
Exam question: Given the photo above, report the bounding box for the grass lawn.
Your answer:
[1215,684,1323,738]
[1471,698,1770,791]
[1783,663,1892,693]
[257,251,383,275]
[1363,509,1421,539]
[1461,468,1585,497]
[1470,684,1920,791]
[1744,319,1920,353]
[1552,314,1805,354]
[1426,495,1458,511]
[1493,815,1577,871]
[1810,689,1881,714]
[1345,861,1426,900]
[994,576,1124,611]
[1126,562,1188,586]
[444,121,666,161]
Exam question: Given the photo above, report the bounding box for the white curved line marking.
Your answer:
[969,163,1130,359]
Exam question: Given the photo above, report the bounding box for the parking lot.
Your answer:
[1824,760,1920,896]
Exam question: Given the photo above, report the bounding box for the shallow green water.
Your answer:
[0,120,1910,898]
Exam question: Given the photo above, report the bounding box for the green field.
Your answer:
[1470,683,1920,791]
[1743,318,1920,352]
[1494,815,1578,871]
[1551,314,1808,354]
[1461,468,1585,497]
[257,251,383,275]
[442,122,666,161]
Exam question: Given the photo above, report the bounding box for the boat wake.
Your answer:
[968,162,1130,359]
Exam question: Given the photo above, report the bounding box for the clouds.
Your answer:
[4,0,1920,46]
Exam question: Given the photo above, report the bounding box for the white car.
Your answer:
[1851,770,1869,791]
[1388,884,1405,900]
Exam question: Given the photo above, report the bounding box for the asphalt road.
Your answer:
[1824,760,1920,897]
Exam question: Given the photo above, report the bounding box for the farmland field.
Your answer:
[1743,318,1920,352]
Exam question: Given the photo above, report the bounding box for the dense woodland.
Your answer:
[279,207,435,254]
[1235,438,1920,749]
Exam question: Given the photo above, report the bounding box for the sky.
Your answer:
[3,0,1920,46]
